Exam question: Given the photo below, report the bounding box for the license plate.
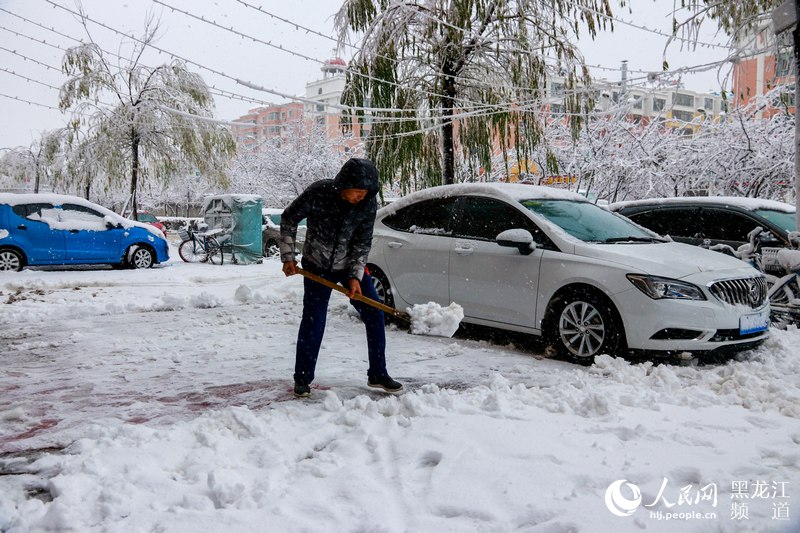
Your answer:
[739,309,769,335]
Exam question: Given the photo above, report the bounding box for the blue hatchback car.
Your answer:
[0,193,170,271]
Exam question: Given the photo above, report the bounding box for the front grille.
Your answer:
[709,277,768,309]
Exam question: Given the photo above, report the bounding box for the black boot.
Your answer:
[367,375,404,393]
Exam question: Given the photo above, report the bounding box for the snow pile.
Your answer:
[408,301,464,337]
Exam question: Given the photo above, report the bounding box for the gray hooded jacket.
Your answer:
[280,158,380,280]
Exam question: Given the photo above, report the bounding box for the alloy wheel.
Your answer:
[558,300,606,358]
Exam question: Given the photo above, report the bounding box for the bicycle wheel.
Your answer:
[206,237,224,265]
[179,238,208,263]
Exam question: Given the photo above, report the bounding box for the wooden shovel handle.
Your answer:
[296,267,410,322]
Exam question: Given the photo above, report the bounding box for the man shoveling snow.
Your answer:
[281,158,405,398]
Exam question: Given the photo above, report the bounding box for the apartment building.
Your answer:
[231,102,305,150]
[544,75,726,130]
[731,25,795,117]
[304,57,370,145]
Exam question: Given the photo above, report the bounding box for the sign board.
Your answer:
[772,0,797,35]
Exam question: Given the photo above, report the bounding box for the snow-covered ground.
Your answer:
[1,244,799,532]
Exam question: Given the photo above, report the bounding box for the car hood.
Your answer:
[573,241,757,280]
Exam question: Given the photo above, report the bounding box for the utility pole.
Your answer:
[772,0,800,229]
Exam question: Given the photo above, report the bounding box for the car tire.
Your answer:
[546,287,625,362]
[263,239,280,258]
[129,246,155,269]
[367,266,398,325]
[0,249,24,271]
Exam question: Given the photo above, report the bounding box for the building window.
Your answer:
[612,91,619,103]
[550,104,564,115]
[317,116,325,125]
[653,98,666,112]
[704,98,714,110]
[674,93,695,107]
[268,112,279,120]
[672,109,694,122]
[550,82,565,97]
[268,125,280,134]
[777,49,793,78]
[632,95,642,109]
[316,103,325,112]
[318,88,323,95]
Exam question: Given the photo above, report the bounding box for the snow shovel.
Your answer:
[296,267,464,337]
[296,266,411,322]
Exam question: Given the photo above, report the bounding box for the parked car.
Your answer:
[367,183,769,361]
[262,208,306,257]
[0,193,170,271]
[609,197,797,274]
[133,211,168,238]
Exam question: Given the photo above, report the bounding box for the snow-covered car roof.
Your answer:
[609,196,796,213]
[0,193,166,239]
[379,183,588,217]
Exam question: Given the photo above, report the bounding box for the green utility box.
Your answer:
[203,194,263,265]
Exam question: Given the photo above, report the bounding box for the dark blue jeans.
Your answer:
[294,260,388,386]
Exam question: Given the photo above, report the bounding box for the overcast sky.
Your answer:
[0,0,733,150]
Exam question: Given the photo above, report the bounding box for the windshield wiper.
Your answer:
[599,236,666,243]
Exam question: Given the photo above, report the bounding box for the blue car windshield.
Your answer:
[754,209,797,233]
[521,199,661,243]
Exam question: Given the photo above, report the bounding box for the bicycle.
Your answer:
[707,227,800,328]
[178,227,225,265]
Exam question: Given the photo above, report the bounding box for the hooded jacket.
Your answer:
[280,158,380,280]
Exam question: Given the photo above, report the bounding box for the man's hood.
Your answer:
[333,158,380,199]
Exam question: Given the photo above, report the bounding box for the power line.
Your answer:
[0,67,62,91]
[0,45,62,72]
[0,91,60,110]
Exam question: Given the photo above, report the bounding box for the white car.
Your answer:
[262,208,306,257]
[367,183,770,360]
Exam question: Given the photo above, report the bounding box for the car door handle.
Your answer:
[454,245,474,255]
[17,224,27,230]
[387,241,403,248]
[69,229,80,233]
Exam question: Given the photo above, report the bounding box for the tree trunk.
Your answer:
[34,167,40,194]
[130,129,140,220]
[441,60,457,186]
[84,180,90,200]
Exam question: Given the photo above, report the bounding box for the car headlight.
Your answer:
[626,274,706,301]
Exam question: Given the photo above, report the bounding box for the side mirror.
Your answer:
[496,229,537,255]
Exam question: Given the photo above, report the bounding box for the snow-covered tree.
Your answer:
[58,19,236,218]
[335,0,622,189]
[0,130,65,193]
[228,119,360,207]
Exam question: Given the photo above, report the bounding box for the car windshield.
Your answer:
[521,199,661,243]
[137,213,157,223]
[754,209,797,233]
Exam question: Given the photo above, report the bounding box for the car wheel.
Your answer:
[368,266,394,308]
[130,247,154,269]
[547,288,624,361]
[263,239,280,258]
[0,249,24,271]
